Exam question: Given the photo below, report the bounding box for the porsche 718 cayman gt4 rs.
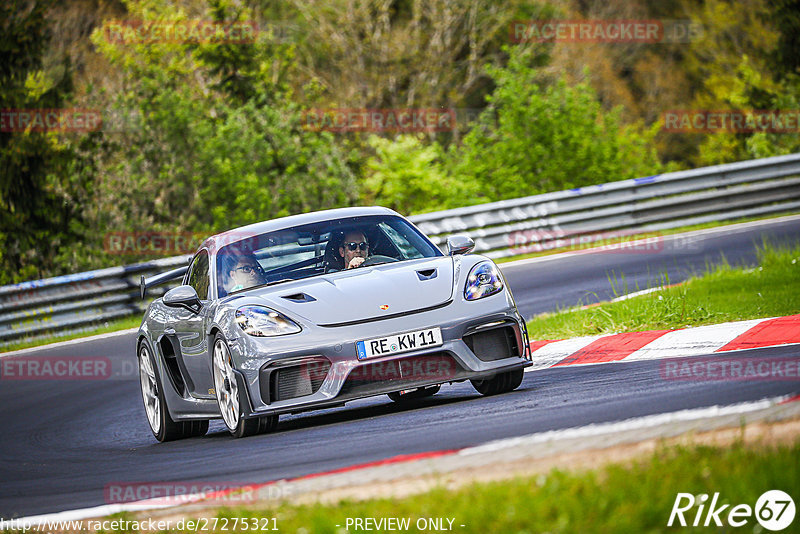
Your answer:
[136,207,531,441]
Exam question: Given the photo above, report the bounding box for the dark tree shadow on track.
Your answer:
[201,381,536,438]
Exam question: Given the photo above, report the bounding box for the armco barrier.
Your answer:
[2,154,800,346]
[0,256,190,347]
[411,153,800,257]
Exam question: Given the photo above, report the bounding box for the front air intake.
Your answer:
[463,325,520,361]
[261,359,330,403]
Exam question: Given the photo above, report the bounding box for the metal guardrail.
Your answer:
[411,153,800,257]
[2,153,800,347]
[0,256,190,347]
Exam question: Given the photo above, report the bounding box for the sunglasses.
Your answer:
[345,241,369,251]
[233,264,260,275]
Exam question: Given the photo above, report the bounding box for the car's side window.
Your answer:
[187,250,211,300]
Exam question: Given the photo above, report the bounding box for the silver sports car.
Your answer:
[136,207,531,441]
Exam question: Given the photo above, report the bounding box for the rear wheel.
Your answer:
[388,385,440,402]
[212,334,277,438]
[470,369,524,396]
[138,341,208,442]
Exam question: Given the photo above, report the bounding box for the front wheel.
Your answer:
[212,334,277,438]
[470,369,524,396]
[138,341,208,442]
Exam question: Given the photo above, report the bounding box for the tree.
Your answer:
[286,0,541,129]
[680,0,781,165]
[0,0,86,284]
[88,0,359,243]
[450,45,664,201]
[362,134,479,215]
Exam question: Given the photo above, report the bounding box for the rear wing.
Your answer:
[139,265,189,300]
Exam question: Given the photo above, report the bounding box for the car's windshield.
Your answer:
[216,215,441,297]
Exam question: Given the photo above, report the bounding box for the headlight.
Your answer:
[464,261,504,301]
[235,306,301,336]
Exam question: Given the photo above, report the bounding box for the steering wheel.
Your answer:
[362,255,399,266]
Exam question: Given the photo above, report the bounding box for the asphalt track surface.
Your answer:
[1,217,799,518]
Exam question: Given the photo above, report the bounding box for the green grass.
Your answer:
[496,212,799,264]
[136,439,799,534]
[0,315,141,353]
[526,243,800,340]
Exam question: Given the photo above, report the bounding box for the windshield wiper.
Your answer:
[241,278,296,292]
[263,278,295,287]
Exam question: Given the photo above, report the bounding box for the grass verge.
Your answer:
[123,439,799,534]
[526,242,800,339]
[0,315,141,353]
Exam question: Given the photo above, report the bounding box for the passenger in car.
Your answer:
[224,253,267,293]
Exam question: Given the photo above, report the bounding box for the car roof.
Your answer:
[201,206,400,254]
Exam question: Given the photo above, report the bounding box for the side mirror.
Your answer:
[446,235,475,256]
[163,285,202,313]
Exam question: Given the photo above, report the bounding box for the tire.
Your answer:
[388,385,440,402]
[138,341,209,442]
[470,369,524,396]
[212,334,277,438]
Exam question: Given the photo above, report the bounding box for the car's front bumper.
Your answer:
[226,295,531,418]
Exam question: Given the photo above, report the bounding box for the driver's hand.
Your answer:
[347,257,365,269]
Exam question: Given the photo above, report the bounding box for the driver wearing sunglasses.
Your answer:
[228,254,266,292]
[339,230,370,269]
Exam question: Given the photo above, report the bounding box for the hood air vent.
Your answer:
[416,268,437,280]
[281,292,316,303]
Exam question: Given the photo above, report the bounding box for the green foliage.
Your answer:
[695,65,800,164]
[0,0,88,284]
[197,101,359,227]
[362,135,479,215]
[681,0,796,166]
[744,74,800,158]
[450,46,664,201]
[4,0,800,284]
[88,0,358,240]
[769,0,800,75]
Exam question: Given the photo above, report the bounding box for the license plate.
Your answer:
[356,327,443,360]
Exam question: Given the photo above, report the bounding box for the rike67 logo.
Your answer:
[668,490,795,531]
